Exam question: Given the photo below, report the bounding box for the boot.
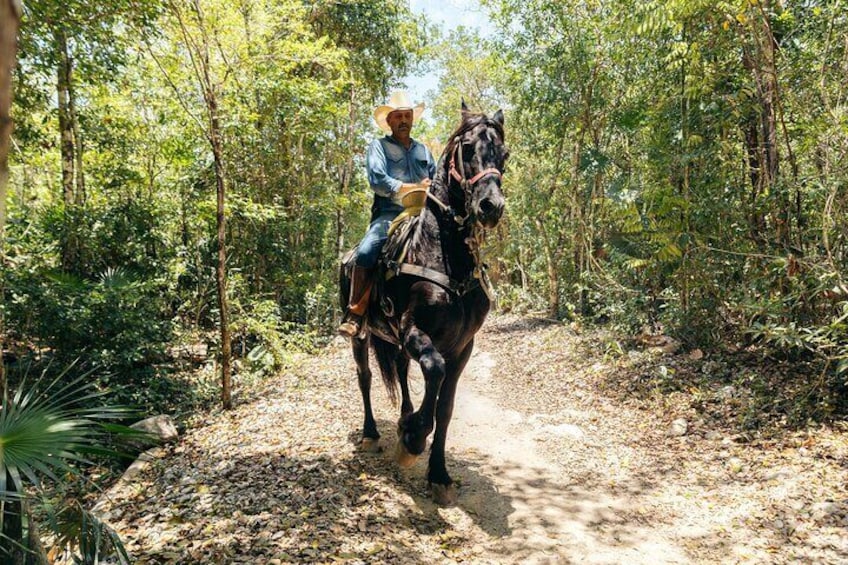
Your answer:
[338,266,374,338]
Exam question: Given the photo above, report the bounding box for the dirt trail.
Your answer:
[97,315,848,564]
[440,349,688,564]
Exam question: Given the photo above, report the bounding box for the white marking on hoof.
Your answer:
[359,438,381,453]
[430,483,458,507]
[394,439,418,468]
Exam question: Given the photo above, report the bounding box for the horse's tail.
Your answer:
[371,336,399,406]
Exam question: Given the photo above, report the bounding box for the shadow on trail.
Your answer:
[347,420,686,564]
[346,418,514,538]
[467,461,689,563]
[108,446,456,563]
[109,429,686,564]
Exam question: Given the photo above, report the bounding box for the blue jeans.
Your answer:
[355,212,396,267]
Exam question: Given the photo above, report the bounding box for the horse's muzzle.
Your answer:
[476,196,505,228]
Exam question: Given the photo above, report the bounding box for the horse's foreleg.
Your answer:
[396,352,413,418]
[428,340,473,506]
[353,334,380,452]
[396,325,444,466]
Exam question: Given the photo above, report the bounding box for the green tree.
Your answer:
[18,0,161,271]
[0,0,21,396]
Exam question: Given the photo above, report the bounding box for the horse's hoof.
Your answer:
[430,483,458,507]
[394,439,418,468]
[359,438,381,453]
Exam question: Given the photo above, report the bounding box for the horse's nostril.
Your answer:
[479,198,504,219]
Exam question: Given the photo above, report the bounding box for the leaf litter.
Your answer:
[94,315,847,564]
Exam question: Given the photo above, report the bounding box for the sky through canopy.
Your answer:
[404,0,493,117]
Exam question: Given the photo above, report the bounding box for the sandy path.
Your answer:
[365,318,846,564]
[441,348,687,564]
[95,315,848,564]
[379,345,689,564]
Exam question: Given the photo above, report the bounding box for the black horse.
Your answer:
[340,103,507,506]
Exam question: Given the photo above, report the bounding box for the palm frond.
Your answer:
[0,373,135,494]
[1,370,141,563]
[47,501,131,565]
[98,267,132,289]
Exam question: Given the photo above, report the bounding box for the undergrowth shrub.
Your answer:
[230,297,319,379]
[6,267,172,372]
[495,282,546,314]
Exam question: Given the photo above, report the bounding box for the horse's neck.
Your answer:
[411,168,475,280]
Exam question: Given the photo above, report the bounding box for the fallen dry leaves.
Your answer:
[94,315,848,564]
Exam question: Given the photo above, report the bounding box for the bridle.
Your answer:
[414,129,503,301]
[448,141,503,188]
[427,135,503,228]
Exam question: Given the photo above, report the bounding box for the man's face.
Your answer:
[386,109,414,137]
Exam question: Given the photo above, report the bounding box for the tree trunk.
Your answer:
[759,32,784,246]
[209,95,232,410]
[1,0,22,399]
[741,6,785,248]
[336,82,356,258]
[536,217,560,318]
[2,24,62,521]
[56,31,74,205]
[741,45,769,245]
[56,29,77,271]
[68,79,85,206]
[24,500,49,565]
[571,125,587,316]
[170,0,233,409]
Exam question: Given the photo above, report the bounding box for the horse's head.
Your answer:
[446,101,509,229]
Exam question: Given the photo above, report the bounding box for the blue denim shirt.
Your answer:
[366,135,436,220]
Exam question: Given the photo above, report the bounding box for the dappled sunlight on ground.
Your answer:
[95,314,848,563]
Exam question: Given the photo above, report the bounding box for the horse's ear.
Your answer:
[493,109,504,125]
[461,98,471,120]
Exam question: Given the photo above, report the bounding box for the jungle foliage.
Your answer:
[2,0,847,559]
[2,0,427,559]
[2,0,846,449]
[465,0,848,419]
[4,0,427,400]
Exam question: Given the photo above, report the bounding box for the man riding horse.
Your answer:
[337,91,436,338]
[339,93,508,506]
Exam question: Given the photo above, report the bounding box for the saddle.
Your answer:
[339,214,420,345]
[342,204,495,345]
[382,213,420,279]
[373,214,423,342]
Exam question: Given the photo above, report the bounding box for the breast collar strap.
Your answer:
[394,263,481,297]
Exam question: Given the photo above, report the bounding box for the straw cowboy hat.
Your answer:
[373,91,425,133]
